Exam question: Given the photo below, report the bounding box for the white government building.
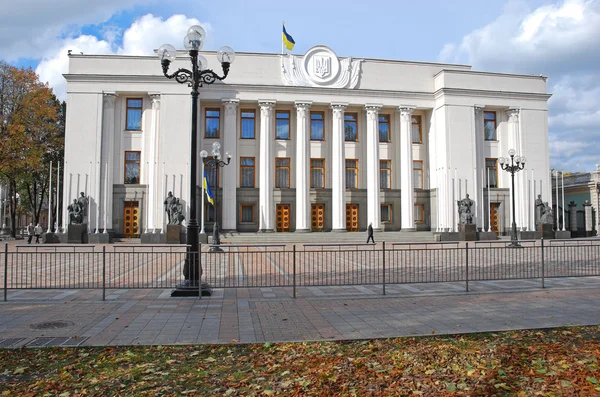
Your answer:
[62,45,551,238]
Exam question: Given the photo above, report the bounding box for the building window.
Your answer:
[412,115,422,143]
[381,204,392,223]
[379,114,390,142]
[205,108,220,138]
[310,111,324,140]
[414,204,425,223]
[126,98,142,131]
[124,151,141,184]
[486,158,498,188]
[240,157,255,187]
[345,159,358,189]
[310,158,325,188]
[275,157,290,188]
[241,110,255,139]
[240,204,254,223]
[413,160,423,189]
[380,160,391,189]
[344,113,358,141]
[276,111,290,140]
[484,111,497,141]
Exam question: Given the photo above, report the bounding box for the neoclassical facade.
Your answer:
[62,46,551,237]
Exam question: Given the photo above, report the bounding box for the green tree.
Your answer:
[0,61,64,237]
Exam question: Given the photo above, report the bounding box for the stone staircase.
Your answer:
[220,230,436,244]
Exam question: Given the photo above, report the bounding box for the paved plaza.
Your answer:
[1,276,599,348]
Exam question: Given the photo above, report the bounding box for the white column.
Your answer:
[258,101,275,232]
[147,94,160,232]
[102,93,116,232]
[507,108,524,230]
[222,99,239,231]
[295,101,312,232]
[474,106,485,231]
[47,161,52,233]
[399,106,416,231]
[365,104,382,229]
[330,103,347,232]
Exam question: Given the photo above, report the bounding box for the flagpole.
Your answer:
[281,21,285,55]
[201,164,205,233]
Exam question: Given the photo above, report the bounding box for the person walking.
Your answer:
[34,223,43,244]
[366,222,375,244]
[27,223,34,244]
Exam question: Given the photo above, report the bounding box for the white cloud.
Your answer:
[119,14,210,56]
[0,0,150,61]
[439,0,600,172]
[35,14,208,101]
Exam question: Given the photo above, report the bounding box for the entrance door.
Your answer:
[311,203,325,232]
[276,204,291,232]
[346,203,359,232]
[123,201,140,238]
[490,202,500,235]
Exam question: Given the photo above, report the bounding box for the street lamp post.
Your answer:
[200,142,231,252]
[499,149,526,247]
[158,26,235,294]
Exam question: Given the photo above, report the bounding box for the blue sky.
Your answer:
[2,0,599,172]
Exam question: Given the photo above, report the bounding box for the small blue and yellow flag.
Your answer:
[282,24,295,51]
[203,169,214,205]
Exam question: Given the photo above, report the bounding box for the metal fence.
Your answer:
[3,239,600,300]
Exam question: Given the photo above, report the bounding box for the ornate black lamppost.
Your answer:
[158,26,235,293]
[200,142,231,252]
[499,149,526,247]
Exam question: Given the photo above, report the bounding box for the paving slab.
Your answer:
[1,277,600,347]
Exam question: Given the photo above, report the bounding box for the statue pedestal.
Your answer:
[537,223,555,239]
[477,231,498,241]
[458,224,477,241]
[555,230,572,240]
[43,232,61,244]
[518,231,541,240]
[141,233,166,244]
[166,225,182,244]
[67,224,87,243]
[88,233,111,244]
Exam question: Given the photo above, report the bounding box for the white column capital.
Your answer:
[150,94,161,110]
[365,104,382,121]
[398,106,416,117]
[330,102,347,119]
[474,105,485,113]
[506,107,520,121]
[222,99,239,116]
[295,101,312,116]
[258,100,276,111]
[103,93,117,109]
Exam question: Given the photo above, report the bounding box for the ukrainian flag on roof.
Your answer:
[282,24,295,51]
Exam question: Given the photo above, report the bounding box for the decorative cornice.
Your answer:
[435,87,552,101]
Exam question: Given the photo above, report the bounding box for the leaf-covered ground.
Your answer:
[1,326,600,396]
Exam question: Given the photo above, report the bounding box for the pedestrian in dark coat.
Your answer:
[366,223,375,244]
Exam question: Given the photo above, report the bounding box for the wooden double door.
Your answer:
[276,204,291,232]
[123,201,139,238]
[311,203,325,232]
[346,204,359,232]
[490,202,500,235]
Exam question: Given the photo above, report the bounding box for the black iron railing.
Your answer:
[3,239,600,301]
